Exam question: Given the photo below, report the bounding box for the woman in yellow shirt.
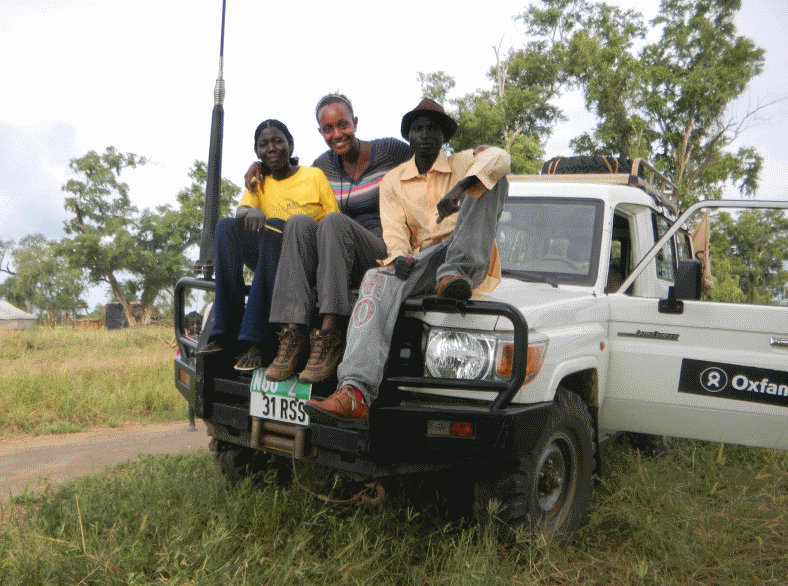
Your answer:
[197,119,337,370]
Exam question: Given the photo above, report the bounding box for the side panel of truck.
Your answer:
[603,296,788,449]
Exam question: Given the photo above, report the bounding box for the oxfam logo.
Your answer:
[700,367,728,393]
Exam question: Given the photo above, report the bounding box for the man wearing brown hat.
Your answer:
[304,98,511,422]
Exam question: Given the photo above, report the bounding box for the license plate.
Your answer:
[249,369,312,426]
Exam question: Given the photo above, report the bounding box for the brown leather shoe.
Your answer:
[437,275,472,300]
[265,326,309,382]
[304,385,369,423]
[299,329,345,384]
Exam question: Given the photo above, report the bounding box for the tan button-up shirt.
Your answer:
[379,147,510,293]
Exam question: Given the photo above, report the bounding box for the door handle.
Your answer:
[771,337,788,348]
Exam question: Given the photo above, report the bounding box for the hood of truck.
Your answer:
[483,277,598,330]
[413,277,599,331]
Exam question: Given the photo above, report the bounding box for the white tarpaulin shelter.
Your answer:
[0,300,36,329]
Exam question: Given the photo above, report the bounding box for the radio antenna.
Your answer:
[195,0,228,279]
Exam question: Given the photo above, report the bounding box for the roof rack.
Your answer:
[509,158,677,213]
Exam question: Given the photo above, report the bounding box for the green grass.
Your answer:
[0,325,186,438]
[1,439,786,585]
[1,325,786,584]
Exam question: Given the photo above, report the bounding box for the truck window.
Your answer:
[675,230,692,261]
[496,198,604,286]
[702,208,788,306]
[609,212,633,294]
[626,204,788,308]
[652,213,676,282]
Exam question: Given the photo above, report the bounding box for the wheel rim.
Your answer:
[535,431,578,531]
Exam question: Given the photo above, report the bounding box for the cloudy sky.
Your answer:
[1,0,786,308]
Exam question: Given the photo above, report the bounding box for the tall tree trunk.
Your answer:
[106,272,136,326]
[139,305,154,325]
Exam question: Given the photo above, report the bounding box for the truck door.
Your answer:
[602,200,788,450]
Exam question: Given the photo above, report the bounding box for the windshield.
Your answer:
[496,197,604,286]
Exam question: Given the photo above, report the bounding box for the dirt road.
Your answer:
[0,420,209,500]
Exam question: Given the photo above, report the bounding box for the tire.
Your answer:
[624,432,671,457]
[210,438,292,486]
[476,388,595,543]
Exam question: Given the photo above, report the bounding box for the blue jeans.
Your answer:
[211,217,284,347]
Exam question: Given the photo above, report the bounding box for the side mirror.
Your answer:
[673,259,702,301]
[658,259,702,314]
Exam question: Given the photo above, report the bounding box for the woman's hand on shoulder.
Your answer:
[245,161,264,191]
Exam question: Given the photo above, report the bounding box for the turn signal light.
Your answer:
[525,344,545,378]
[450,421,474,437]
[427,419,475,438]
[496,343,513,376]
[496,337,548,384]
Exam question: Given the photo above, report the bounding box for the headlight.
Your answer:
[425,330,494,379]
[424,327,548,384]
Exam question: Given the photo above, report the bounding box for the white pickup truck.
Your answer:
[174,159,788,539]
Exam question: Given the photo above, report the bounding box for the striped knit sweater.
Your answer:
[312,137,411,238]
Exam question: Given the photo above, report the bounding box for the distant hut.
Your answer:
[104,302,164,329]
[0,300,37,330]
[104,303,129,329]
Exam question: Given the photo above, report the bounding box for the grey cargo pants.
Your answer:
[337,177,509,403]
[269,212,387,326]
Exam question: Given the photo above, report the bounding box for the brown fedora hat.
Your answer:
[400,98,458,141]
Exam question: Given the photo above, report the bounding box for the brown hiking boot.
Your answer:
[264,326,309,382]
[299,329,345,384]
[304,385,369,423]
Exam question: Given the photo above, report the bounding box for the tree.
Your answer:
[0,238,13,276]
[417,71,455,106]
[565,3,650,157]
[125,161,240,323]
[706,256,745,304]
[0,233,85,315]
[60,148,240,325]
[568,0,772,206]
[419,0,590,173]
[709,209,788,304]
[60,147,147,325]
[0,237,25,310]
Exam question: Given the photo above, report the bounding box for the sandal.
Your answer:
[196,340,225,355]
[234,345,265,371]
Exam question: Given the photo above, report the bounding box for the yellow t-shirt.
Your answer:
[239,166,338,222]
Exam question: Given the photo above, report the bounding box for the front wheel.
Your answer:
[476,388,595,543]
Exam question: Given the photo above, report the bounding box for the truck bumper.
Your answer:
[310,400,552,477]
[175,335,553,478]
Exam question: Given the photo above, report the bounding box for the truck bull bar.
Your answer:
[383,296,529,410]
